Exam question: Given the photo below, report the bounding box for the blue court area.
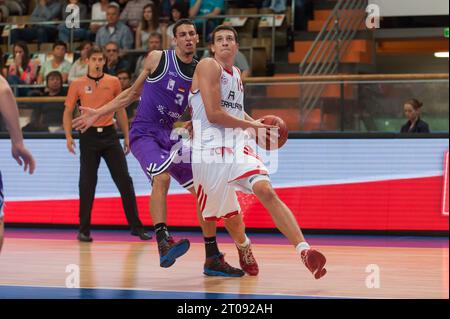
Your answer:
[0,285,328,299]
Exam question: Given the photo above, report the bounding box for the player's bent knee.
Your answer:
[152,173,171,189]
[224,214,245,229]
[253,181,278,203]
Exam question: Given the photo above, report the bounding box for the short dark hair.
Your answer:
[87,45,106,59]
[117,69,131,78]
[53,40,68,51]
[211,25,239,44]
[172,18,196,37]
[148,32,163,42]
[171,3,187,19]
[78,40,93,51]
[46,70,63,84]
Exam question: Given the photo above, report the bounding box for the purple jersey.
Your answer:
[129,50,196,188]
[132,50,195,130]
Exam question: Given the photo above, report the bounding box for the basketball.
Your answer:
[255,115,289,150]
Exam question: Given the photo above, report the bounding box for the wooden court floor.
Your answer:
[0,230,448,299]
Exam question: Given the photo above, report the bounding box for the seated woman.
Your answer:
[2,41,40,96]
[135,3,164,50]
[400,99,430,133]
[68,41,93,83]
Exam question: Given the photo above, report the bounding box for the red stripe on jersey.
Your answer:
[196,185,203,199]
[200,193,208,213]
[204,210,240,221]
[228,169,269,183]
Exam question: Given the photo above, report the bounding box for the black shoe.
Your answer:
[77,233,93,243]
[158,236,190,268]
[204,253,245,277]
[131,229,152,240]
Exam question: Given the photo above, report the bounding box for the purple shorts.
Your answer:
[129,125,193,189]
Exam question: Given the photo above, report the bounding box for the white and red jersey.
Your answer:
[189,63,246,150]
[189,60,270,221]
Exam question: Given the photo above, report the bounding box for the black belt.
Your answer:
[83,125,115,134]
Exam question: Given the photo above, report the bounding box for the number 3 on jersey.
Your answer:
[175,94,184,106]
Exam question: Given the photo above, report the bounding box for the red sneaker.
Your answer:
[236,244,259,276]
[301,249,327,279]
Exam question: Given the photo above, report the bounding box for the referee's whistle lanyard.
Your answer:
[87,72,105,87]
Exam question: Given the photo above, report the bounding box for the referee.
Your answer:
[63,46,150,242]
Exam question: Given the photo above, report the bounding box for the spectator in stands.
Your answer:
[58,0,90,43]
[133,32,162,78]
[3,42,40,96]
[135,2,163,49]
[10,0,62,44]
[43,71,67,97]
[117,69,132,91]
[0,0,26,16]
[24,71,67,132]
[189,0,224,40]
[116,0,128,10]
[400,99,430,133]
[103,41,130,76]
[165,3,186,49]
[160,0,188,19]
[37,41,72,84]
[262,0,286,13]
[90,0,118,34]
[0,5,7,42]
[120,0,153,32]
[69,41,93,83]
[95,4,134,49]
[116,69,138,125]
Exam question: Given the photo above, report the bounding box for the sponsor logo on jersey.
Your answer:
[167,79,176,91]
[221,100,243,111]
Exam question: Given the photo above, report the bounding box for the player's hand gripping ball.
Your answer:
[255,115,288,150]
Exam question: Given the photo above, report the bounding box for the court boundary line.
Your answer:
[0,283,372,299]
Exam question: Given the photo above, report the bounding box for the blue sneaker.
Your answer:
[158,237,190,268]
[204,253,245,277]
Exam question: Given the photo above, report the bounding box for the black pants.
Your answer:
[78,125,143,235]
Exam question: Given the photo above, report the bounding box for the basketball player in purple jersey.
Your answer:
[0,75,36,253]
[73,20,253,276]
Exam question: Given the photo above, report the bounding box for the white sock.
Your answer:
[237,235,250,249]
[296,242,311,255]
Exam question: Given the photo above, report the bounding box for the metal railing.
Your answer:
[298,0,369,130]
[1,13,279,63]
[11,74,449,134]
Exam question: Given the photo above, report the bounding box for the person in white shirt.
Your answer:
[68,41,93,83]
[90,0,118,34]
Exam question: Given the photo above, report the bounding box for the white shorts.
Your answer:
[192,145,270,221]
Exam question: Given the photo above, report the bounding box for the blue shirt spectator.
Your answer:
[29,0,62,22]
[189,0,224,38]
[189,0,224,19]
[10,0,62,44]
[95,4,134,49]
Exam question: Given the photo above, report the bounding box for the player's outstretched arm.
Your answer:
[0,76,36,174]
[72,51,163,132]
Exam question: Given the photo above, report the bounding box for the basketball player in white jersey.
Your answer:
[189,26,327,279]
[0,75,36,253]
